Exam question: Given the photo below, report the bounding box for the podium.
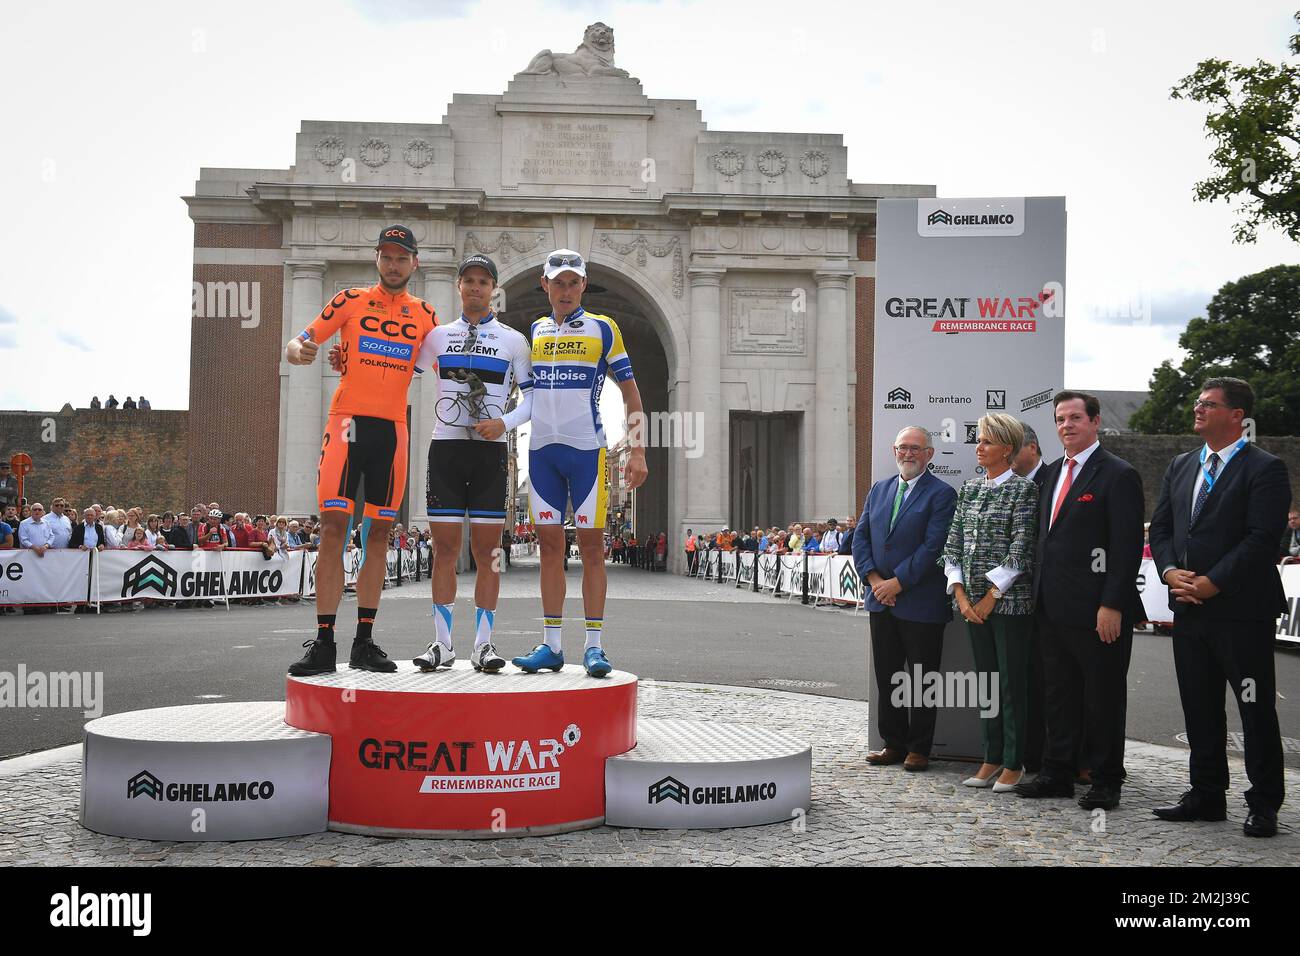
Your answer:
[80,665,813,841]
[285,662,637,836]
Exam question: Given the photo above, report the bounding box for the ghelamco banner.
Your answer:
[873,196,1067,488]
[96,549,305,603]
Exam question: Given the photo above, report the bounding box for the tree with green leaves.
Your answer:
[1170,12,1300,243]
[1130,265,1300,435]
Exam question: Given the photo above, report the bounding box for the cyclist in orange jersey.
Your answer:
[284,224,438,676]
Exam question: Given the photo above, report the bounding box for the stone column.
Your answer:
[686,266,726,532]
[284,259,327,515]
[814,270,853,517]
[415,262,458,532]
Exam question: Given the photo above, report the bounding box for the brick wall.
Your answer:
[0,409,188,511]
[194,222,283,249]
[1097,435,1300,521]
[856,231,876,262]
[189,221,285,514]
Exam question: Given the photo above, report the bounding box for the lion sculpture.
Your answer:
[522,22,630,77]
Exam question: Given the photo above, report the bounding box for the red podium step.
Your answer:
[284,661,637,837]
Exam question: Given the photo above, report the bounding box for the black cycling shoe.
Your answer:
[288,639,336,676]
[350,639,398,673]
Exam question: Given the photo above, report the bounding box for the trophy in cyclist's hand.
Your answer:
[445,368,490,438]
[464,373,489,421]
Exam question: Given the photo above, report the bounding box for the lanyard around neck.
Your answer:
[1199,439,1245,493]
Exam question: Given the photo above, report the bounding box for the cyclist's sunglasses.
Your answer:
[547,254,584,270]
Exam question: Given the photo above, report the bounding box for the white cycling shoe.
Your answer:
[413,642,456,671]
[470,642,506,672]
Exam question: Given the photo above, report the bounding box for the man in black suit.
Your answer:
[1016,392,1144,811]
[1012,425,1049,773]
[1148,377,1290,838]
[69,508,106,551]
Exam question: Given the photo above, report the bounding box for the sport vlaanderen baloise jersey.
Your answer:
[425,313,533,442]
[528,306,635,451]
[299,283,438,423]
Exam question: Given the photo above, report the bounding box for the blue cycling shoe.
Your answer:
[583,646,612,678]
[512,644,565,673]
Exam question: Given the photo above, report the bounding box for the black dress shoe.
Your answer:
[1078,784,1121,810]
[1014,774,1075,798]
[1151,791,1227,822]
[1243,809,1278,838]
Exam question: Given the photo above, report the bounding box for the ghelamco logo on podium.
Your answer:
[918,197,1024,237]
[646,774,779,806]
[126,769,275,803]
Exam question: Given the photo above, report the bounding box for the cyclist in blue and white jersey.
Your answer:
[512,249,648,678]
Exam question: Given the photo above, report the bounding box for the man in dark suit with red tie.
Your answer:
[1015,391,1144,810]
[1148,377,1290,838]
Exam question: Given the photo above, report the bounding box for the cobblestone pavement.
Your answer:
[0,681,1293,866]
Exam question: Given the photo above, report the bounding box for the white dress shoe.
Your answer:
[992,774,1024,793]
[963,767,1003,788]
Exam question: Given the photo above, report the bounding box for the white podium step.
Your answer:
[81,702,330,841]
[604,718,812,829]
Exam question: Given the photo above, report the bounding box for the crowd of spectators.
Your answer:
[607,531,668,570]
[679,516,858,574]
[0,491,438,613]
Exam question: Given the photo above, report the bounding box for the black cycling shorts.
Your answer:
[426,440,508,523]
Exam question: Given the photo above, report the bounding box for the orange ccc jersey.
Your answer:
[298,283,438,423]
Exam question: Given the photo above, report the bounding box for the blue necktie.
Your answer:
[1191,453,1220,525]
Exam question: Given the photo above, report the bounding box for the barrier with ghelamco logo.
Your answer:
[0,544,433,609]
[689,549,1300,645]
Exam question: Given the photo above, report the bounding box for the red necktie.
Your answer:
[1051,458,1076,528]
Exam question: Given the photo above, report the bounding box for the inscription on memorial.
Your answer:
[504,115,646,187]
[728,289,806,355]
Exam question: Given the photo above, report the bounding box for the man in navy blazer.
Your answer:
[854,425,958,771]
[1148,377,1290,838]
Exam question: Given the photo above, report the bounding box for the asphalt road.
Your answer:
[2,560,1297,767]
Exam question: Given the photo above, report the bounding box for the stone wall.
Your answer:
[1100,435,1300,520]
[0,408,189,512]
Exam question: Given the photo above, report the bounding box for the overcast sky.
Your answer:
[1,0,1297,417]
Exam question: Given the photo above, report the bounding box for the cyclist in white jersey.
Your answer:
[329,254,532,672]
[512,249,648,678]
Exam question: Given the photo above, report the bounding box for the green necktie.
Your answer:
[890,479,908,530]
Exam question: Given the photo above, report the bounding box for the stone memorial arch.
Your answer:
[184,23,932,566]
